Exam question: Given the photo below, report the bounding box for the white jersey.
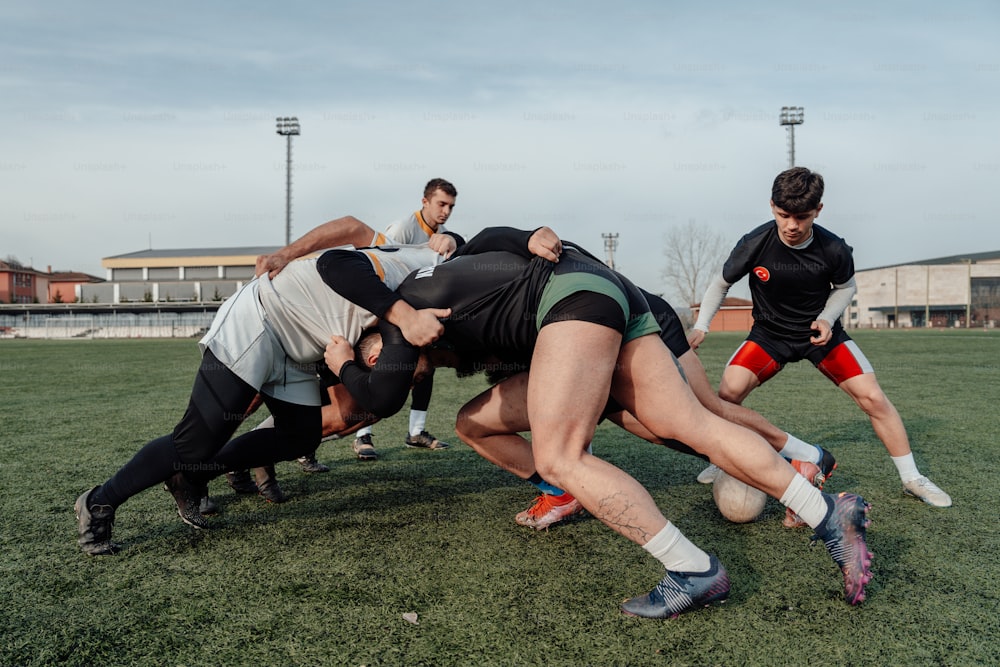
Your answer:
[199,244,444,405]
[384,210,447,245]
[355,244,444,290]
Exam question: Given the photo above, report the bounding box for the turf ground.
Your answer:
[1,330,997,666]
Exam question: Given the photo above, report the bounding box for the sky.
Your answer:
[2,0,998,302]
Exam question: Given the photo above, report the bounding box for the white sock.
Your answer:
[253,415,275,430]
[891,453,922,483]
[643,522,711,572]
[779,434,820,463]
[409,410,427,436]
[780,473,831,529]
[356,425,372,438]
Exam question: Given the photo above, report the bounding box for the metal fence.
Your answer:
[0,311,216,339]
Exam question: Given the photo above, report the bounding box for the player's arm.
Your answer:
[427,231,465,257]
[688,274,733,349]
[316,249,448,347]
[256,215,380,278]
[325,322,418,418]
[811,277,857,345]
[453,226,562,262]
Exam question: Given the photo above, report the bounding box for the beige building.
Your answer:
[849,250,1000,329]
[83,246,279,303]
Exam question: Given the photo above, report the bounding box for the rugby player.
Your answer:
[74,217,454,556]
[689,167,951,508]
[352,178,461,460]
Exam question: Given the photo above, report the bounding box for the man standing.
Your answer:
[688,167,951,508]
[349,178,458,460]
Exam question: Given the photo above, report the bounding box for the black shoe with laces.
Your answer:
[816,447,838,485]
[297,455,331,473]
[74,487,120,556]
[352,434,379,461]
[404,431,450,450]
[225,470,258,494]
[620,555,730,619]
[254,466,288,503]
[163,472,209,529]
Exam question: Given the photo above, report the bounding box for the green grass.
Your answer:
[1,331,998,666]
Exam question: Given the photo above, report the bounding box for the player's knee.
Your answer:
[854,387,892,416]
[533,453,578,489]
[718,385,746,404]
[454,408,487,443]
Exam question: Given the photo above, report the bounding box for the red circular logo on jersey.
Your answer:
[753,266,770,282]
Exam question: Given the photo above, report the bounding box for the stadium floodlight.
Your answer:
[602,233,619,270]
[779,106,804,168]
[276,116,301,245]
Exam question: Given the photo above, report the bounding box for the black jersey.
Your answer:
[399,251,551,360]
[723,221,855,341]
[320,226,649,417]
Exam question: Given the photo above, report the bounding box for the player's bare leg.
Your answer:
[455,372,536,479]
[716,364,760,405]
[839,373,951,507]
[682,350,834,489]
[838,374,910,456]
[614,334,872,605]
[457,373,586,528]
[612,335,795,498]
[680,351,787,451]
[527,321,668,545]
[321,383,378,439]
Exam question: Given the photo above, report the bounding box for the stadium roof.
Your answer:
[862,249,1000,271]
[104,246,280,260]
[102,246,283,269]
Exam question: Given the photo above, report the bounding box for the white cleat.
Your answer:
[903,476,952,508]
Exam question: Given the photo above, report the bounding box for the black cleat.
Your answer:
[296,454,331,473]
[163,472,209,529]
[254,466,288,503]
[225,470,258,494]
[352,434,379,461]
[74,487,120,556]
[404,430,450,450]
[621,555,730,619]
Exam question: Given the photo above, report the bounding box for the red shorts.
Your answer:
[728,337,873,386]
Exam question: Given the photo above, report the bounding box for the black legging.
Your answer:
[94,350,321,508]
[410,369,434,412]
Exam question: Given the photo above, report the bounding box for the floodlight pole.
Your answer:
[779,106,804,168]
[276,116,301,245]
[602,233,619,270]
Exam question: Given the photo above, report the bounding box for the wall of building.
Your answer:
[852,261,1000,328]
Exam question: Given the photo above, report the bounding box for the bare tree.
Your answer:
[661,219,729,309]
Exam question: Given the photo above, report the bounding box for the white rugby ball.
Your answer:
[712,469,767,523]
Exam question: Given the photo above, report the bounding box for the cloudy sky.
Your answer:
[2,1,997,300]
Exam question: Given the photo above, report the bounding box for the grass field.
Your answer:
[1,331,998,666]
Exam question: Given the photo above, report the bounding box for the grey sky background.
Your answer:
[2,1,997,302]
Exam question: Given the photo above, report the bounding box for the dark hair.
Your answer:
[424,178,457,199]
[771,167,824,213]
[352,328,382,371]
